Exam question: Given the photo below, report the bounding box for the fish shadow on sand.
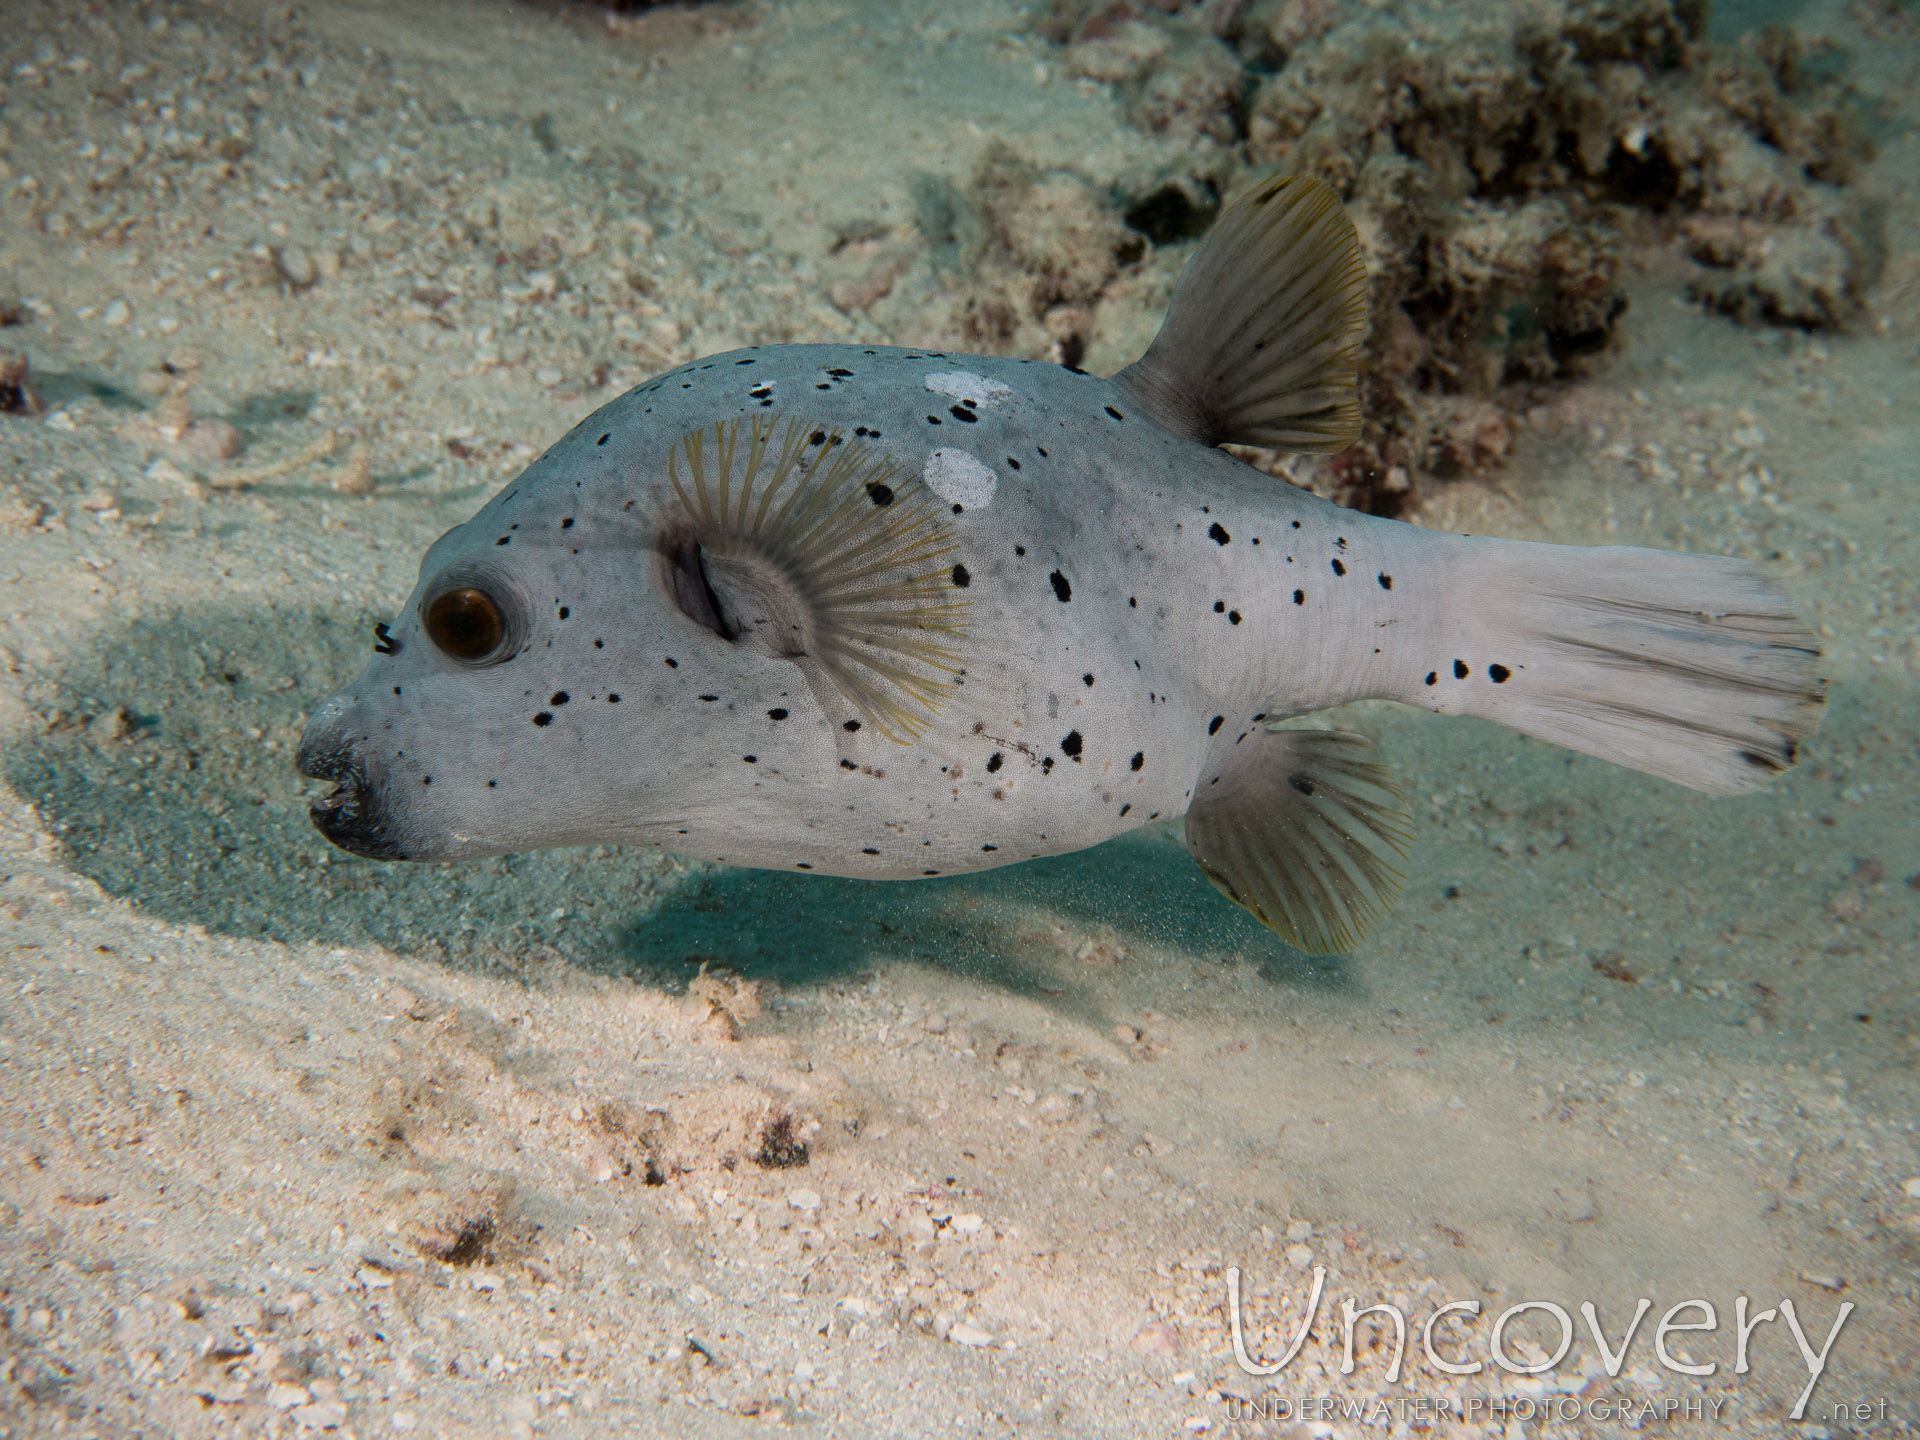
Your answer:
[616,836,1350,1002]
[8,603,1345,1001]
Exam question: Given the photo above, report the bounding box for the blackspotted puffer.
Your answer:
[297,177,1823,953]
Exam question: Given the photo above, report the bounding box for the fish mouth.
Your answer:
[296,737,406,861]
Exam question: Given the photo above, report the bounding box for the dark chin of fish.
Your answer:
[297,741,407,861]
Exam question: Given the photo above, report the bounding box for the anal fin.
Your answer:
[1184,727,1413,955]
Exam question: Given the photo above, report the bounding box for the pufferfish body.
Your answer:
[298,177,1823,953]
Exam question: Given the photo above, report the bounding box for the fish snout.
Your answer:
[297,701,404,861]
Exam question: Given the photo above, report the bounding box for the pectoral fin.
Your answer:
[1184,727,1413,954]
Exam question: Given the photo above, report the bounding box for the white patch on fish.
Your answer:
[923,371,1012,407]
[922,447,997,509]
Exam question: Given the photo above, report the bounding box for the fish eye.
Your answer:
[423,585,510,664]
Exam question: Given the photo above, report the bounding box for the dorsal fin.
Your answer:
[1114,174,1366,454]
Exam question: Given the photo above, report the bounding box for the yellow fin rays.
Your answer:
[668,415,970,742]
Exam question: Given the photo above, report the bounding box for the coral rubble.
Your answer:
[1020,0,1878,509]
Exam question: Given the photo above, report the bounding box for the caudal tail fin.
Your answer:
[1424,538,1825,794]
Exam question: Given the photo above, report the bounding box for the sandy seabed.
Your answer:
[1,0,1917,1436]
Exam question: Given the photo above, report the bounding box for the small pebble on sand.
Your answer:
[277,247,317,289]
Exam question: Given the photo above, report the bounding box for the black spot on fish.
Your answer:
[1061,730,1083,758]
[1015,545,1026,556]
[796,861,813,869]
[664,657,678,668]
[862,847,879,855]
[1214,600,1226,613]
[1208,715,1224,735]
[1041,756,1054,774]
[828,367,853,377]
[532,712,553,726]
[1378,573,1392,590]
[844,719,862,732]
[1130,751,1144,771]
[550,691,570,705]
[1119,803,1131,816]
[949,405,976,423]
[1293,589,1305,605]
[1288,774,1315,796]
[1489,664,1511,683]
[1424,671,1437,686]
[981,844,997,852]
[1104,405,1123,420]
[421,776,431,785]
[1331,558,1346,577]
[1229,610,1241,624]
[809,429,827,446]
[1082,673,1094,687]
[1209,522,1230,545]
[1454,660,1469,679]
[607,693,620,703]
[597,434,609,446]
[562,517,575,529]
[1050,570,1072,602]
[841,759,858,770]
[495,536,511,546]
[926,414,942,425]
[951,563,971,588]
[700,694,719,702]
[557,606,569,619]
[735,358,756,365]
[986,752,1003,772]
[743,755,757,763]
[1007,457,1020,470]
[866,482,894,507]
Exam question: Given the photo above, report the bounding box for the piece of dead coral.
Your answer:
[0,352,45,417]
[685,959,763,1041]
[917,141,1148,369]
